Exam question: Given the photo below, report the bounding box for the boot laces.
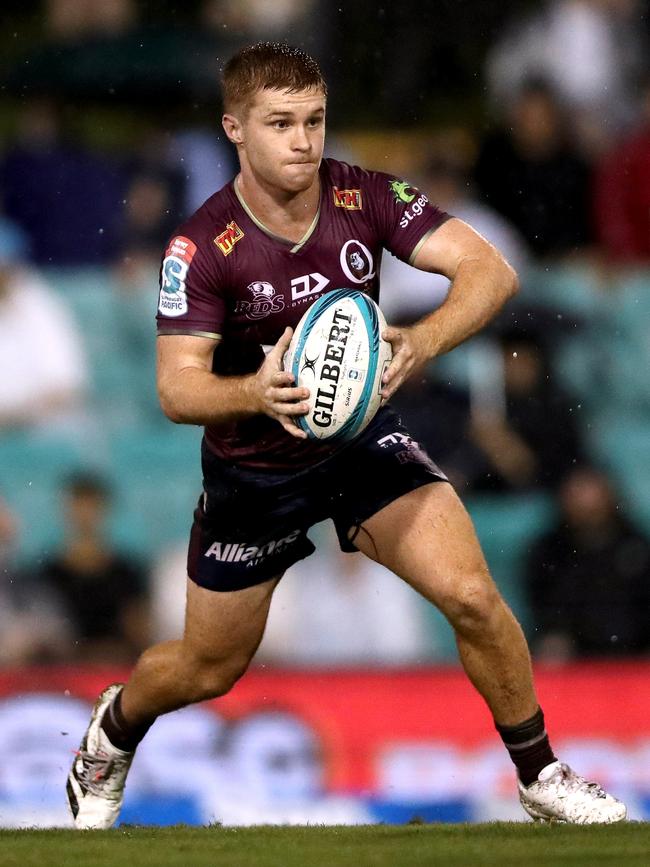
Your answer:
[75,748,130,799]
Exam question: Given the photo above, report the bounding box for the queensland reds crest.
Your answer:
[340,239,376,285]
[234,281,285,321]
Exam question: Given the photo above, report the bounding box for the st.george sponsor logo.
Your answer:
[235,281,285,320]
[159,235,197,317]
[214,221,244,256]
[312,306,352,429]
[204,529,301,566]
[333,187,363,210]
[399,193,429,229]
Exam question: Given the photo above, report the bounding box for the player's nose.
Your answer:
[291,125,311,151]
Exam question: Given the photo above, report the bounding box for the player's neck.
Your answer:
[235,172,320,244]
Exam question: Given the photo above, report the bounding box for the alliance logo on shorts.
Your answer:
[204,529,301,566]
[159,235,196,317]
[333,187,363,210]
[235,281,285,320]
[340,239,376,285]
[214,221,244,256]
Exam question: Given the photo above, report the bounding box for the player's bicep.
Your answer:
[411,217,506,280]
[156,333,219,389]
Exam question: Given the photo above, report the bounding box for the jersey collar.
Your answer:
[233,176,321,254]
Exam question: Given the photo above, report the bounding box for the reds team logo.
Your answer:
[234,281,285,320]
[159,235,197,317]
[214,221,244,256]
[333,187,363,210]
[340,239,376,284]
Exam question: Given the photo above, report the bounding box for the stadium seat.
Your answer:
[108,425,203,557]
[0,433,90,563]
[466,493,556,631]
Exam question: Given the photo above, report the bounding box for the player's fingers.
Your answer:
[382,327,402,346]
[271,401,309,416]
[278,415,308,439]
[382,347,409,385]
[381,356,413,397]
[270,370,296,387]
[269,385,310,402]
[268,327,293,360]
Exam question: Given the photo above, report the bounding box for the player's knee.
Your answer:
[185,651,252,702]
[442,574,502,636]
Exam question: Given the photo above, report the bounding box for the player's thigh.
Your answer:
[183,573,281,665]
[352,482,500,613]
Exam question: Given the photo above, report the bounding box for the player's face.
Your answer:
[226,87,326,195]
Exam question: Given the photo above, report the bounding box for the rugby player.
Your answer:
[67,42,626,827]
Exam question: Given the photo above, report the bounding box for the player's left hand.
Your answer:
[380,324,430,400]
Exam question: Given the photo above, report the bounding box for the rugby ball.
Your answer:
[284,288,392,441]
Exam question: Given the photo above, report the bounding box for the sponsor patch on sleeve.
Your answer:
[158,235,197,317]
[333,187,363,210]
[214,221,244,256]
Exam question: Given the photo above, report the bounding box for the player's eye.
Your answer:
[272,120,289,130]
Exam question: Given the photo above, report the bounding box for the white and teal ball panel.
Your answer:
[284,288,393,441]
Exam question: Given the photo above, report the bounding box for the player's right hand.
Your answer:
[253,327,310,439]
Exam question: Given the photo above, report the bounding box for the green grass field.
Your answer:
[1,823,649,867]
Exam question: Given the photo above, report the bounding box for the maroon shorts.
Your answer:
[188,406,448,591]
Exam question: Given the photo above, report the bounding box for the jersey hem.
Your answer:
[157,329,222,340]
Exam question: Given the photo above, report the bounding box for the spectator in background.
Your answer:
[0,496,68,665]
[0,217,89,433]
[0,97,125,266]
[474,78,593,259]
[486,0,646,156]
[594,76,650,265]
[467,326,586,492]
[36,472,150,664]
[380,152,530,325]
[45,0,136,40]
[525,465,650,660]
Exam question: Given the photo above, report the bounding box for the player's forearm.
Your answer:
[414,253,518,359]
[158,367,260,425]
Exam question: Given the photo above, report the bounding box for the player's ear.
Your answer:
[222,113,244,146]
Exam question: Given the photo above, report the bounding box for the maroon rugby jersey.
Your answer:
[156,158,449,468]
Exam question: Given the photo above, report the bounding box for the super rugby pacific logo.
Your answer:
[158,235,196,317]
[235,281,285,320]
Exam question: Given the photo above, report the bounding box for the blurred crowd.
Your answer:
[1,0,650,668]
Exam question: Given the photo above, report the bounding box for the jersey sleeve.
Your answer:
[156,233,226,339]
[366,170,451,265]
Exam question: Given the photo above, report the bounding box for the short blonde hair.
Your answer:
[222,42,327,115]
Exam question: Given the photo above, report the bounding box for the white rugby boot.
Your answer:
[66,683,135,829]
[518,760,627,824]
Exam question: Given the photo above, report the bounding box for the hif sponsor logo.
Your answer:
[333,187,363,210]
[204,530,301,565]
[214,221,245,256]
[158,235,197,317]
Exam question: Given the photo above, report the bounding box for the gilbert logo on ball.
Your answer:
[284,288,392,441]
